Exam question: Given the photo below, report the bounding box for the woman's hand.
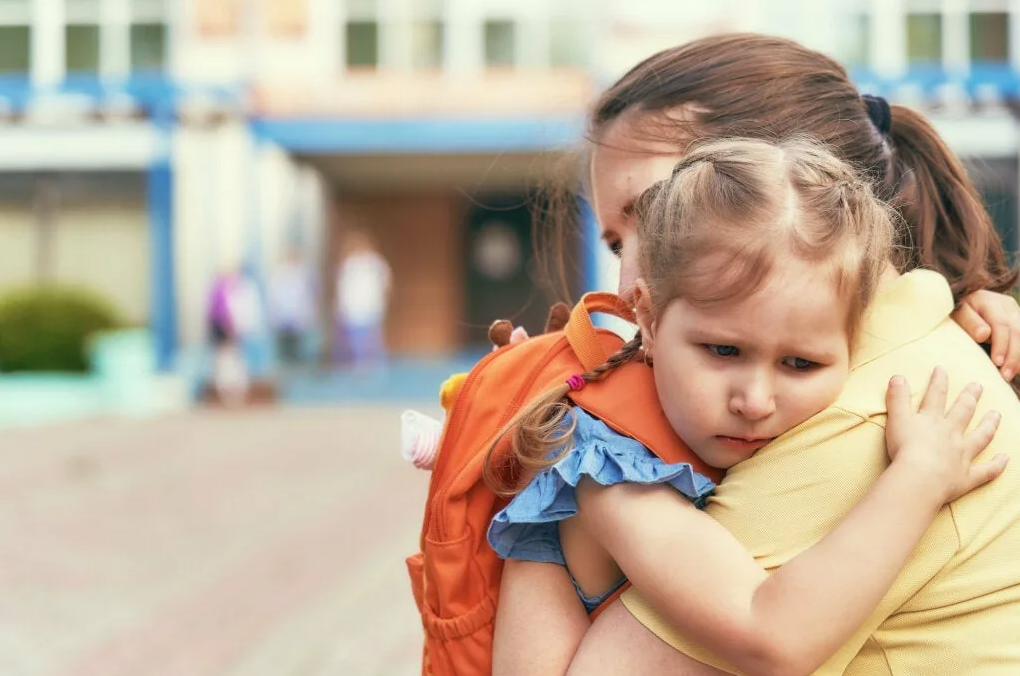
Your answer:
[953,290,1020,381]
[885,367,1007,505]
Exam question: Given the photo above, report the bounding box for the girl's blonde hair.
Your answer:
[484,137,895,497]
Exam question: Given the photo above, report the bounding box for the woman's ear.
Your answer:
[633,279,656,352]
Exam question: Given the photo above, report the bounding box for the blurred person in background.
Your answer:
[334,230,392,369]
[268,246,318,366]
[207,265,262,407]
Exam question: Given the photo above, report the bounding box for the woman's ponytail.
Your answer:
[887,104,1019,299]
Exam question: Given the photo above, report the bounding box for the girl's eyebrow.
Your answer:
[621,199,636,217]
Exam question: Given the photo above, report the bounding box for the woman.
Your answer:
[497,33,1020,675]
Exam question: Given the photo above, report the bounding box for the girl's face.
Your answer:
[589,121,685,300]
[634,259,852,469]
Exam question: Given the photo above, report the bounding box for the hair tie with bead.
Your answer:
[566,374,586,391]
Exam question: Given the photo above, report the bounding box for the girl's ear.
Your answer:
[633,279,656,353]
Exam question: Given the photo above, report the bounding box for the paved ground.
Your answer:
[0,405,433,676]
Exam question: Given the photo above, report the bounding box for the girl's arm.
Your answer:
[574,369,1006,676]
[492,559,590,676]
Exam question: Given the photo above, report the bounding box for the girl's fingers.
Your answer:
[944,382,982,431]
[919,367,949,414]
[966,454,1010,493]
[885,375,911,422]
[964,410,1002,460]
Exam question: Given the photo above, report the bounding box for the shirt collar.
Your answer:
[850,269,955,371]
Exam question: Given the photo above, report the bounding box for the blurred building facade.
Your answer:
[0,0,1018,369]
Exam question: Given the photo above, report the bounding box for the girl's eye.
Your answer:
[783,357,817,371]
[706,344,739,358]
[605,239,623,258]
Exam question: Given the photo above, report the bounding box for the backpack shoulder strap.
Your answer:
[566,292,635,372]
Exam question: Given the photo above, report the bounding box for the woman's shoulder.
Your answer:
[840,317,1020,422]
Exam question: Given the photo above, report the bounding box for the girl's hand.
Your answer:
[885,367,1007,504]
[953,290,1020,381]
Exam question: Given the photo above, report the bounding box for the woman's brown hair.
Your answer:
[488,137,896,496]
[539,33,1017,302]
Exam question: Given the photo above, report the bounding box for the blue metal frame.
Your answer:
[847,63,1020,99]
[0,74,241,117]
[249,116,586,154]
[579,196,600,293]
[147,115,176,372]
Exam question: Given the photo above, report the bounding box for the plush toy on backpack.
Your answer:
[404,295,718,676]
[400,304,570,472]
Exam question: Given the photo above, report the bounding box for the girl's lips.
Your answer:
[715,436,773,452]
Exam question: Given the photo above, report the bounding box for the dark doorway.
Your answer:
[462,195,550,346]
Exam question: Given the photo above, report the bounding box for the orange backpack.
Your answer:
[406,292,723,676]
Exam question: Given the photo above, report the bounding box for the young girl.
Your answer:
[485,138,1006,676]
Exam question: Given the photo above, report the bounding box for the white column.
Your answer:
[942,0,969,76]
[734,0,767,33]
[32,0,65,87]
[165,0,186,80]
[1010,0,1020,71]
[519,4,549,68]
[801,0,835,57]
[444,0,482,74]
[101,0,131,79]
[309,0,341,79]
[336,0,348,75]
[871,0,907,78]
[587,0,616,80]
[380,0,412,71]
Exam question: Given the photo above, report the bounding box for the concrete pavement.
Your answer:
[0,406,431,676]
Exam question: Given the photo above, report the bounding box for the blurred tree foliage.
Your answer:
[0,286,122,373]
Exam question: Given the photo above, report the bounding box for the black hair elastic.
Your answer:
[862,94,892,136]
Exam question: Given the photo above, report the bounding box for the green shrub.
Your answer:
[0,286,122,373]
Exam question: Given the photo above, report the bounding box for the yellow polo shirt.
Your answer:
[623,270,1020,675]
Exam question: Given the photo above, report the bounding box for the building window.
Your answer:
[346,21,379,68]
[66,24,101,72]
[906,13,942,63]
[549,19,588,68]
[411,20,443,69]
[0,25,29,73]
[970,12,1008,62]
[484,20,515,67]
[131,23,167,71]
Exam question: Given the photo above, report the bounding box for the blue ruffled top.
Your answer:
[487,406,715,610]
